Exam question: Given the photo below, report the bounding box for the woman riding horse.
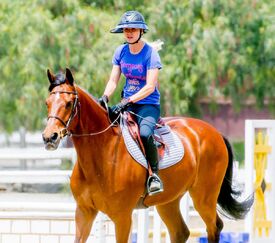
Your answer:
[43,67,253,243]
[98,10,163,194]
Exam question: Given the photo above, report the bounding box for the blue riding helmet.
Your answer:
[110,11,149,34]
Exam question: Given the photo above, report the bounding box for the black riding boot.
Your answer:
[143,135,163,195]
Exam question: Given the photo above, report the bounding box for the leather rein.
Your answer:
[47,90,120,138]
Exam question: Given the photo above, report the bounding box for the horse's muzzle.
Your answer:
[42,132,60,150]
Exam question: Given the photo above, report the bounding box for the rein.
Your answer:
[48,90,120,138]
[128,111,163,128]
[71,113,121,137]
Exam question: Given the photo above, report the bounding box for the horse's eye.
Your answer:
[66,101,72,109]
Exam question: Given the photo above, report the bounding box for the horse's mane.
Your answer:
[48,74,97,101]
[48,74,105,114]
[75,86,109,117]
[75,85,98,103]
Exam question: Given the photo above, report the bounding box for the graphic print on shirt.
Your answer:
[121,60,146,93]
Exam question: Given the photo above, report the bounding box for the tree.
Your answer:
[147,0,275,115]
[0,0,121,132]
[0,0,275,132]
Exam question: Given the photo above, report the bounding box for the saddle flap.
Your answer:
[124,112,169,160]
[124,112,145,154]
[120,114,184,170]
[126,113,138,138]
[153,126,170,159]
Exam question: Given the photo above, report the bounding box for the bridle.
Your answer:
[47,90,79,138]
[47,89,121,138]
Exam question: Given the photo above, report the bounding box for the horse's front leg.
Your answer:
[74,206,98,243]
[113,214,132,243]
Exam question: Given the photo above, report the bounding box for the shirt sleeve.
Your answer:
[112,45,125,65]
[146,48,162,70]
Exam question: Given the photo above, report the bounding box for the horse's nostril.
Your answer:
[51,132,59,141]
[42,134,47,143]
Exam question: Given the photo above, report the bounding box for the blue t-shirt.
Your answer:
[112,43,162,105]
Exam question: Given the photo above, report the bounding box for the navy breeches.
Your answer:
[127,104,160,143]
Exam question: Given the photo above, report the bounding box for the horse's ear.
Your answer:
[65,68,74,86]
[47,69,55,83]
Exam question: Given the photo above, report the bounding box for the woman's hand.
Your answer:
[98,95,109,107]
[112,98,132,114]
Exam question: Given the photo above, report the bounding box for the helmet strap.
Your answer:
[127,30,143,45]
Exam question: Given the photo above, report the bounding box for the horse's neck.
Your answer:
[73,87,109,134]
[70,87,117,173]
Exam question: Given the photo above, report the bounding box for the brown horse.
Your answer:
[42,68,253,243]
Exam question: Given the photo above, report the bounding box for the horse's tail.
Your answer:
[217,137,254,219]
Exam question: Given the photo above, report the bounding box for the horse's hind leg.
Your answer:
[156,197,190,243]
[74,206,98,243]
[189,189,223,243]
[216,214,224,235]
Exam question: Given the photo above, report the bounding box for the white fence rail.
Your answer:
[0,148,76,161]
[0,170,71,184]
[0,146,79,243]
[0,147,75,185]
[0,202,75,219]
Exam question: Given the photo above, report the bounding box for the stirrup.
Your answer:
[147,173,164,196]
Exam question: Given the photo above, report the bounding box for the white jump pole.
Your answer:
[245,120,275,243]
[153,207,161,243]
[93,212,107,243]
[137,208,149,243]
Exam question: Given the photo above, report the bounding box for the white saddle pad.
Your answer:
[120,115,184,170]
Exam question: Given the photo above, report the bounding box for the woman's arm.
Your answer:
[129,68,159,103]
[103,65,121,99]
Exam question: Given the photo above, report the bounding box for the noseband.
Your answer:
[47,90,79,138]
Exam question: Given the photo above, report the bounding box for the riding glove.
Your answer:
[112,98,132,114]
[98,95,109,108]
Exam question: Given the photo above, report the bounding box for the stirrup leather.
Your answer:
[147,173,164,196]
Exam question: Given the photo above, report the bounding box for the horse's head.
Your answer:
[42,68,78,150]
